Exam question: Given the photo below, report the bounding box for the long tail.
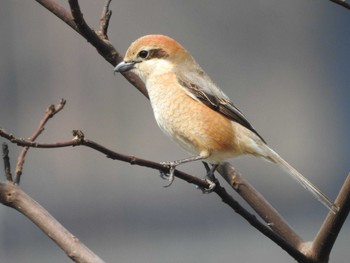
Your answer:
[262,145,338,213]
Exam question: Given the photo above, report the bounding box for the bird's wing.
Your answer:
[175,68,266,143]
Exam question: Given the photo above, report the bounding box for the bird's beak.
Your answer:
[113,61,136,73]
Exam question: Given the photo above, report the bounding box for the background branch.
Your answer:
[212,179,309,262]
[2,143,13,181]
[0,181,106,263]
[310,173,350,261]
[1,142,106,263]
[98,0,112,39]
[36,0,148,98]
[15,99,66,184]
[217,163,304,248]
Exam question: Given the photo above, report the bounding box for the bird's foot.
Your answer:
[198,179,216,193]
[197,162,218,193]
[160,161,178,187]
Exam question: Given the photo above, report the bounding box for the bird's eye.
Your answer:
[138,50,149,59]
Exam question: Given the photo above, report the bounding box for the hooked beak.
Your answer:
[113,61,136,73]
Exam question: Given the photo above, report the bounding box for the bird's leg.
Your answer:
[199,162,218,192]
[204,162,219,181]
[160,155,206,187]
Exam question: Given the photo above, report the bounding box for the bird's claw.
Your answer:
[197,179,216,193]
[160,161,177,187]
[159,161,217,192]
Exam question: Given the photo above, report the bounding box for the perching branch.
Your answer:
[0,124,309,262]
[2,119,350,263]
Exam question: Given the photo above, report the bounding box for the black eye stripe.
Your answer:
[137,48,169,60]
[149,48,168,59]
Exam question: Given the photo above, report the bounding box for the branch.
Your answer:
[2,143,13,181]
[217,163,303,248]
[68,0,114,62]
[15,99,66,184]
[0,128,310,262]
[0,128,216,190]
[309,173,350,261]
[36,0,77,29]
[219,164,350,262]
[36,0,148,98]
[1,142,105,263]
[98,0,112,40]
[212,179,308,262]
[0,181,106,263]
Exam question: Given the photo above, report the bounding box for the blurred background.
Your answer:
[0,1,349,262]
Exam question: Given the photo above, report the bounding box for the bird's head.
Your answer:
[114,35,194,81]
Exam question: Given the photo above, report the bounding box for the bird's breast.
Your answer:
[145,73,254,162]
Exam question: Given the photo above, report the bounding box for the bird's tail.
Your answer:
[262,145,338,213]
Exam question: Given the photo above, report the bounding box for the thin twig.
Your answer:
[15,99,66,184]
[0,128,211,188]
[68,0,118,65]
[98,0,112,39]
[2,143,13,182]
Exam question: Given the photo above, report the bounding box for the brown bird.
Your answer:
[114,34,337,213]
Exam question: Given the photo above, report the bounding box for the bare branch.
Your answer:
[0,181,106,263]
[68,0,114,62]
[217,163,304,248]
[15,99,66,184]
[35,0,148,98]
[0,127,310,262]
[309,173,350,261]
[98,0,112,39]
[0,128,302,256]
[212,178,309,262]
[2,143,13,182]
[0,128,212,189]
[36,0,77,30]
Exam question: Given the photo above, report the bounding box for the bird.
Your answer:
[114,34,337,213]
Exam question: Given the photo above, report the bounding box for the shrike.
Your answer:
[114,34,336,212]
